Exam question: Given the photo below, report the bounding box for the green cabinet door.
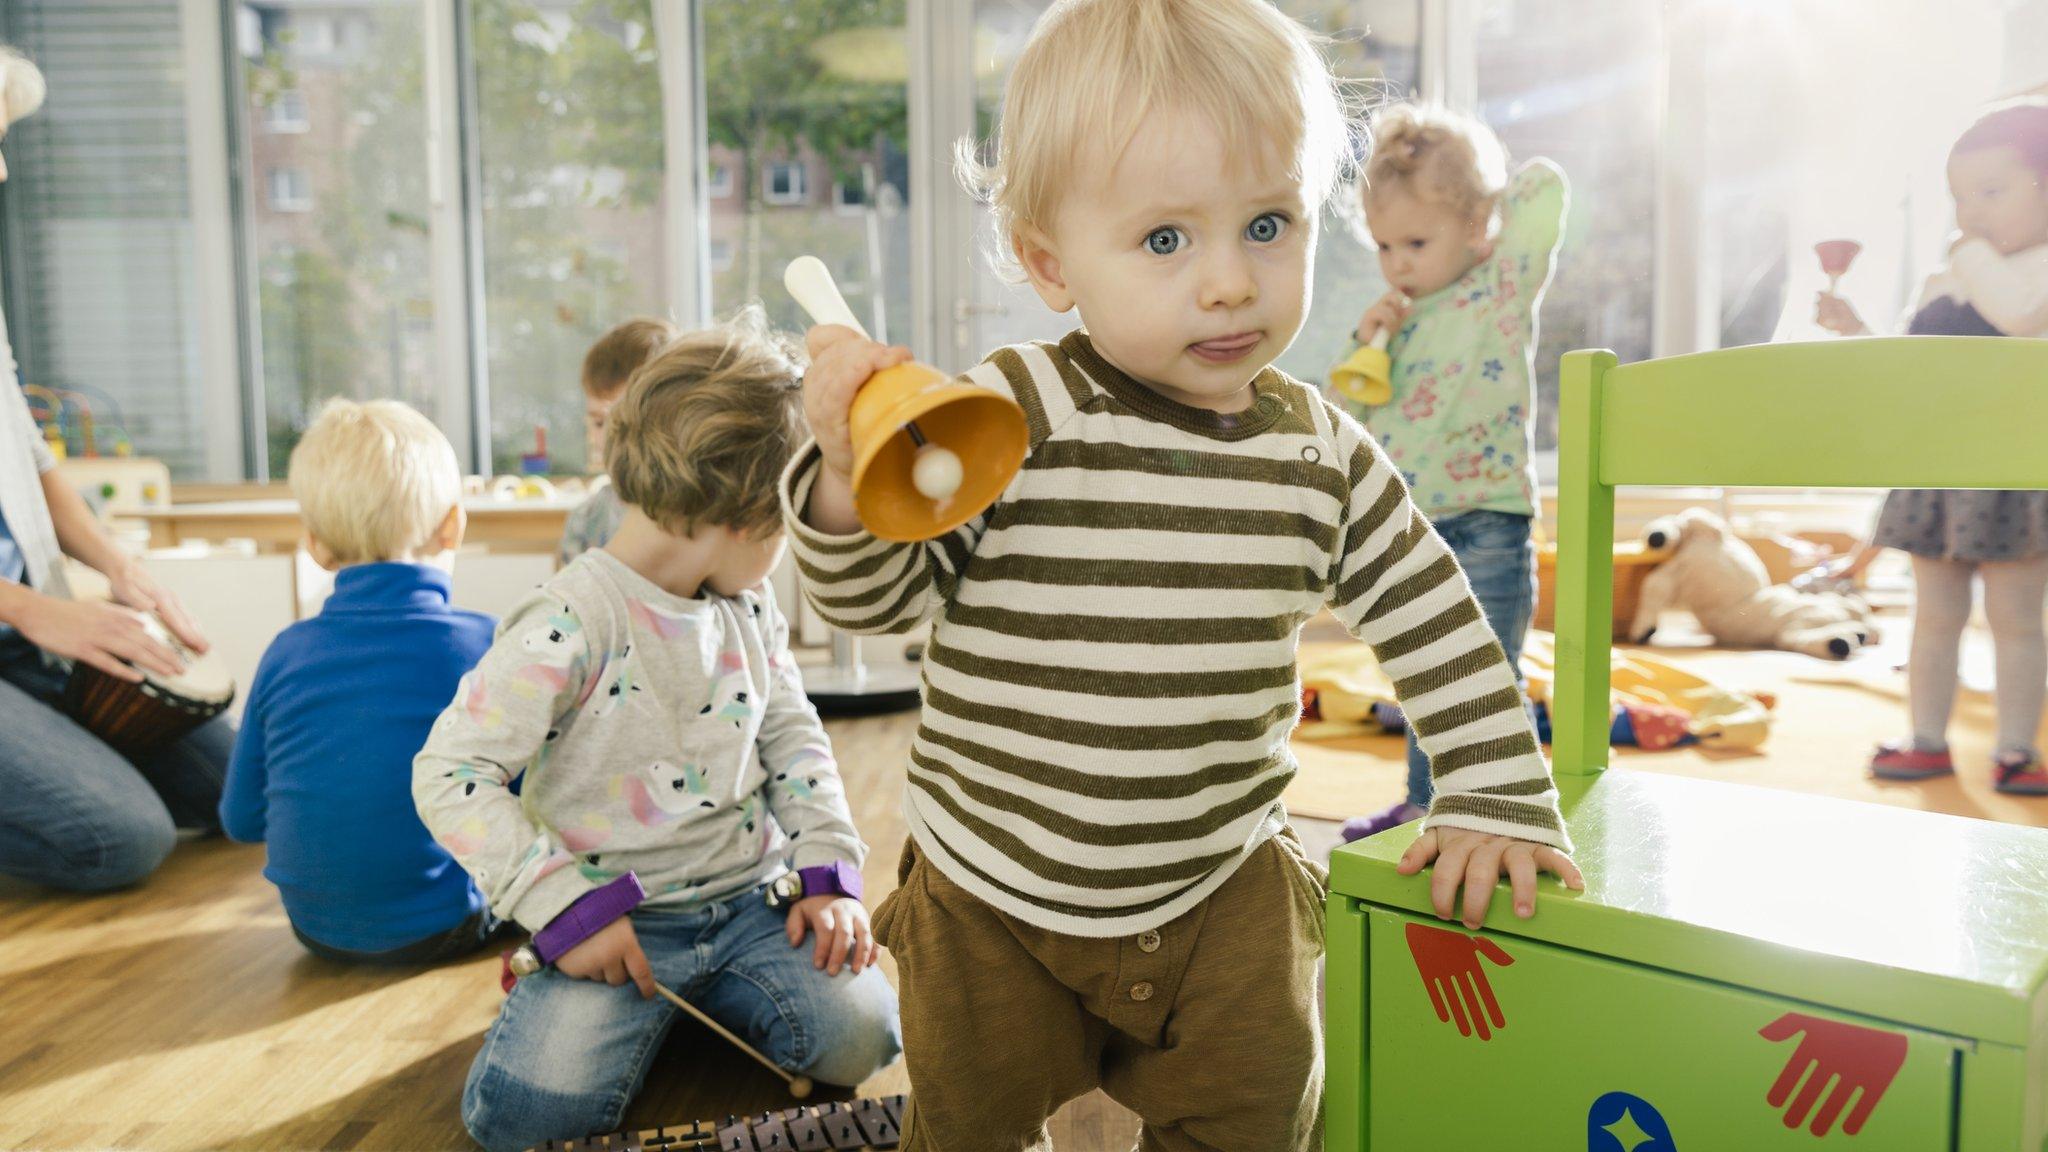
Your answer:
[1364,907,1961,1150]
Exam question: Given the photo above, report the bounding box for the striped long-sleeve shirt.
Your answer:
[781,331,1569,937]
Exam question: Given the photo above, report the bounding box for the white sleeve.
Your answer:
[1947,240,2048,337]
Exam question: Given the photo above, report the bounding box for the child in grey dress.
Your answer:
[1816,98,2048,794]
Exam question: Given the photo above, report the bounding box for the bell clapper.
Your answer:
[905,422,964,502]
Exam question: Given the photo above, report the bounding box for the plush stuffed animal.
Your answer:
[1630,508,1878,660]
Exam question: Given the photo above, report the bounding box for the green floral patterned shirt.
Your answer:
[1333,159,1568,519]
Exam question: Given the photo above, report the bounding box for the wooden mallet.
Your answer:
[652,980,814,1100]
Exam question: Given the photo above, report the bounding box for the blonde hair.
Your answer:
[1361,104,1509,234]
[288,399,462,565]
[582,316,680,399]
[605,307,804,537]
[0,46,45,128]
[957,0,1355,256]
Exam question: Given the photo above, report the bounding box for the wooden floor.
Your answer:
[0,709,1184,1151]
[4,617,2041,1150]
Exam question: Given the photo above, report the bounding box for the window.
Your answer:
[1472,0,1659,459]
[763,161,808,205]
[0,0,218,479]
[237,1,439,478]
[833,179,867,214]
[704,2,910,345]
[266,167,311,211]
[708,162,733,198]
[1668,2,2048,354]
[264,89,309,133]
[1268,1,1425,388]
[472,0,668,476]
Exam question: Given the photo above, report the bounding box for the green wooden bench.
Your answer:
[1326,337,2048,1150]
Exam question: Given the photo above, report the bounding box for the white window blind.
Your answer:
[0,0,211,479]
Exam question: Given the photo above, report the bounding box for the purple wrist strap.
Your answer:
[799,860,863,901]
[531,872,646,965]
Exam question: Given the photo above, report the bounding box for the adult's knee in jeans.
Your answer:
[64,811,175,892]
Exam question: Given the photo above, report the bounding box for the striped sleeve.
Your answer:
[779,343,1080,636]
[1323,409,1571,850]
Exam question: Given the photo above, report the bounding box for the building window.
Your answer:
[764,161,807,205]
[707,162,733,198]
[263,89,309,133]
[267,166,312,212]
[832,179,867,214]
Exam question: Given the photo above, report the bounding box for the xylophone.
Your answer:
[530,1094,905,1152]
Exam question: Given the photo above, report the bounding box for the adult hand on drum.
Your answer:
[105,560,210,655]
[15,594,186,684]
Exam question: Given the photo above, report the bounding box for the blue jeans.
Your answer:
[0,632,232,890]
[462,886,903,1152]
[293,908,508,967]
[1404,510,1537,807]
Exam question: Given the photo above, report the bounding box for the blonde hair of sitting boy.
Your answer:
[605,306,804,538]
[289,399,463,567]
[957,0,1356,263]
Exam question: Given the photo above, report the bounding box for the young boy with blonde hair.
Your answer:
[416,310,899,1152]
[221,399,498,965]
[786,1,1583,1147]
[559,316,681,565]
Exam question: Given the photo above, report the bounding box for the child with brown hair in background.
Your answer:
[558,316,681,566]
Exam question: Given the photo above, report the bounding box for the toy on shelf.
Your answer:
[1814,239,1862,294]
[1330,329,1394,406]
[520,425,552,476]
[23,383,135,460]
[487,474,560,502]
[526,1095,906,1152]
[783,255,1027,542]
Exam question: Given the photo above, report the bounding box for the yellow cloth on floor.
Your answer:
[1295,644,1399,740]
[1296,633,1774,750]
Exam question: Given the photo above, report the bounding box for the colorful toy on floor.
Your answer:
[783,256,1028,542]
[1297,635,1773,751]
[1328,337,2048,1150]
[1629,508,1877,661]
[525,1094,905,1151]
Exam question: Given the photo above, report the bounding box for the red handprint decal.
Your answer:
[1758,1012,1908,1137]
[1405,922,1514,1041]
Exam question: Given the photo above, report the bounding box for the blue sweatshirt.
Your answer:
[221,563,496,952]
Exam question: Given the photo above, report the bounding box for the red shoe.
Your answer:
[1994,751,2048,795]
[1868,741,1954,781]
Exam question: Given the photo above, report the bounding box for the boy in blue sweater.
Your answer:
[221,399,498,964]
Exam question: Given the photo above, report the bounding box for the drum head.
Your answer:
[137,615,236,707]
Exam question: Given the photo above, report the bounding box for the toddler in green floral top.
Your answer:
[1335,104,1571,842]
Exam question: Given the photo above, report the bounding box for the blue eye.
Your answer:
[1146,227,1185,255]
[1246,213,1286,243]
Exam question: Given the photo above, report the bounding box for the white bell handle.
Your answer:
[784,256,872,340]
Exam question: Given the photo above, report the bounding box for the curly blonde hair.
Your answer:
[1362,104,1509,234]
[605,307,804,538]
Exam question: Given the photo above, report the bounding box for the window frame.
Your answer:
[763,160,807,206]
